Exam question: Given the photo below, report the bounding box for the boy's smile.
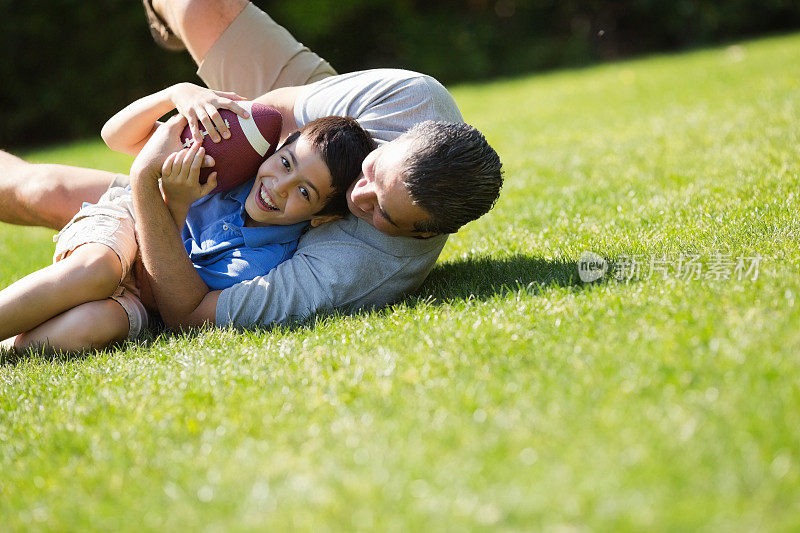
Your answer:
[255,182,279,211]
[244,135,333,226]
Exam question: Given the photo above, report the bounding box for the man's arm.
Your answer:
[126,87,302,328]
[129,115,221,328]
[252,85,303,141]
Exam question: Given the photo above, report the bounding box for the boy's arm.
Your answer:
[252,85,303,141]
[101,87,174,156]
[101,83,249,156]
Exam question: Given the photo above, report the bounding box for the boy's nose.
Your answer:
[273,177,291,197]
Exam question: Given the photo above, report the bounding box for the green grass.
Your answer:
[3,33,800,530]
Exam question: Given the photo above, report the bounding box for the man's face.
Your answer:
[346,138,437,238]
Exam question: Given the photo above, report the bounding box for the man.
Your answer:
[0,0,502,329]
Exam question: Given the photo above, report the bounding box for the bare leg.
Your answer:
[0,243,122,340]
[13,299,130,353]
[0,150,117,230]
[148,0,335,98]
[152,0,248,64]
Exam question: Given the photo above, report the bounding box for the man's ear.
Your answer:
[310,214,342,227]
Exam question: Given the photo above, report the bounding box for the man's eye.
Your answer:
[299,187,310,200]
[281,157,291,171]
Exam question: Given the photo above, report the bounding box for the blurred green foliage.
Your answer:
[2,0,799,147]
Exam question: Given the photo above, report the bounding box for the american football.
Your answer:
[179,101,283,193]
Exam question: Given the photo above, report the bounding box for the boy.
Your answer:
[0,85,375,353]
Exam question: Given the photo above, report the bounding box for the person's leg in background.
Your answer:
[0,150,117,230]
[147,0,248,65]
[0,2,244,230]
[145,0,336,97]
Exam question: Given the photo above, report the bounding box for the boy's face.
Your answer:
[244,134,333,226]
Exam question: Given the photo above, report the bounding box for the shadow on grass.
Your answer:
[1,254,613,363]
[410,253,589,303]
[0,346,83,366]
[0,333,166,367]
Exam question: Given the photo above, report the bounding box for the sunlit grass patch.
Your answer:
[2,33,800,530]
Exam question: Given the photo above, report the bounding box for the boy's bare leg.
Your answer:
[12,299,129,353]
[151,0,248,64]
[0,150,117,230]
[0,243,122,340]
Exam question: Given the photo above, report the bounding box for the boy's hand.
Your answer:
[169,82,249,144]
[161,142,218,211]
[131,114,194,182]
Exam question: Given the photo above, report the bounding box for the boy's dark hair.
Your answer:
[282,116,376,217]
[400,121,503,234]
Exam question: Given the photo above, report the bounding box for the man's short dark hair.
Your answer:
[283,116,376,217]
[400,121,503,234]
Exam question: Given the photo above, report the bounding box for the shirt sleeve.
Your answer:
[214,239,436,327]
[293,69,464,143]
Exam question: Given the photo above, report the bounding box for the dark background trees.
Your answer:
[2,0,799,147]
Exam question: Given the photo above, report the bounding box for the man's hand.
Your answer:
[130,114,198,183]
[169,82,249,144]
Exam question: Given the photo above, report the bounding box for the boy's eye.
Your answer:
[299,186,310,200]
[281,156,291,171]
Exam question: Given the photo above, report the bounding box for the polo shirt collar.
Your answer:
[225,179,254,205]
[241,221,308,247]
[223,179,308,247]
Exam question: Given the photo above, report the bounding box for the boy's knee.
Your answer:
[66,245,124,296]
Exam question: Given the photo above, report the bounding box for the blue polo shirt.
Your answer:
[182,180,308,290]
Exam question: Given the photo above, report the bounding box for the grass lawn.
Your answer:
[2,33,800,530]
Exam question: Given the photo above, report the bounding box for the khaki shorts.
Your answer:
[53,187,149,339]
[197,2,337,98]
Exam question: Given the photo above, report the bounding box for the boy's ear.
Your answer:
[310,214,343,227]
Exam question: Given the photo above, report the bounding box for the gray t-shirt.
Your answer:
[215,69,462,326]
